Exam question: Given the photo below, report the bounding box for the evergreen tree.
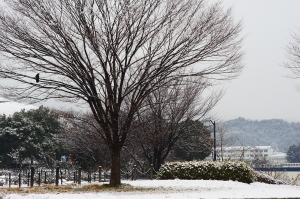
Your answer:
[286,144,300,163]
[173,120,212,161]
[0,106,65,168]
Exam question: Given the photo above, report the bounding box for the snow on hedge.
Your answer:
[157,160,256,183]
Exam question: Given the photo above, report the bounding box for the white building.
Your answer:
[270,152,287,164]
[208,146,287,166]
[220,146,272,161]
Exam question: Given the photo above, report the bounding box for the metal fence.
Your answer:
[0,165,156,187]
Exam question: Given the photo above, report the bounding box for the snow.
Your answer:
[3,179,300,199]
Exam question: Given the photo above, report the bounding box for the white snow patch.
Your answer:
[3,179,300,199]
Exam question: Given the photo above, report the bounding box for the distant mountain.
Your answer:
[224,117,300,152]
[0,97,37,115]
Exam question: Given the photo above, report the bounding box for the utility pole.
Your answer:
[212,121,216,161]
[204,120,216,161]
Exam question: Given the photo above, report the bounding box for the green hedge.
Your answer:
[157,161,256,183]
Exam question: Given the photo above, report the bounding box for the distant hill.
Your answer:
[0,97,37,115]
[224,117,300,152]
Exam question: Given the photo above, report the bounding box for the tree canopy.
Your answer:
[0,106,65,169]
[286,144,300,163]
[0,0,243,184]
[173,120,212,162]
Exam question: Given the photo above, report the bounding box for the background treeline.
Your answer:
[2,108,300,171]
[224,117,300,152]
[0,106,212,171]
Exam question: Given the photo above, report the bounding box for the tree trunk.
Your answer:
[110,147,122,185]
[153,147,162,171]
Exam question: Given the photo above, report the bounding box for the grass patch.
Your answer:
[77,183,141,192]
[0,183,153,195]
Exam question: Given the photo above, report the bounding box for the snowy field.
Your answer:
[2,179,300,199]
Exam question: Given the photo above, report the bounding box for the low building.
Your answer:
[207,146,287,166]
[271,152,287,164]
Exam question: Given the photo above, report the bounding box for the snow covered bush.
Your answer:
[0,106,65,168]
[254,171,288,185]
[157,161,256,183]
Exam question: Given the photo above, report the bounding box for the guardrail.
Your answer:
[0,165,157,187]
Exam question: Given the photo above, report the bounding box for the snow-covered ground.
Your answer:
[3,179,300,199]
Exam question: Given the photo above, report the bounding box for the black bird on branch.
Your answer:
[35,73,39,83]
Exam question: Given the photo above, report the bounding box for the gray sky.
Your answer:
[1,0,300,123]
[210,0,300,122]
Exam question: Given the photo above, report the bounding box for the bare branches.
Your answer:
[0,0,243,185]
[284,32,300,78]
[0,0,242,101]
[128,76,221,170]
[283,31,300,92]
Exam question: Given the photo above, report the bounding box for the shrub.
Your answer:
[254,171,288,185]
[157,160,256,183]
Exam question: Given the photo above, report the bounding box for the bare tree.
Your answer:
[216,122,236,161]
[128,77,219,171]
[284,32,300,90]
[58,110,111,170]
[0,0,243,184]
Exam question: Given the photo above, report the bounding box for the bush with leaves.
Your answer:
[157,161,256,183]
[286,144,300,163]
[0,106,66,168]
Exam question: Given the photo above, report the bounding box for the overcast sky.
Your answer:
[209,0,300,122]
[1,1,300,123]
